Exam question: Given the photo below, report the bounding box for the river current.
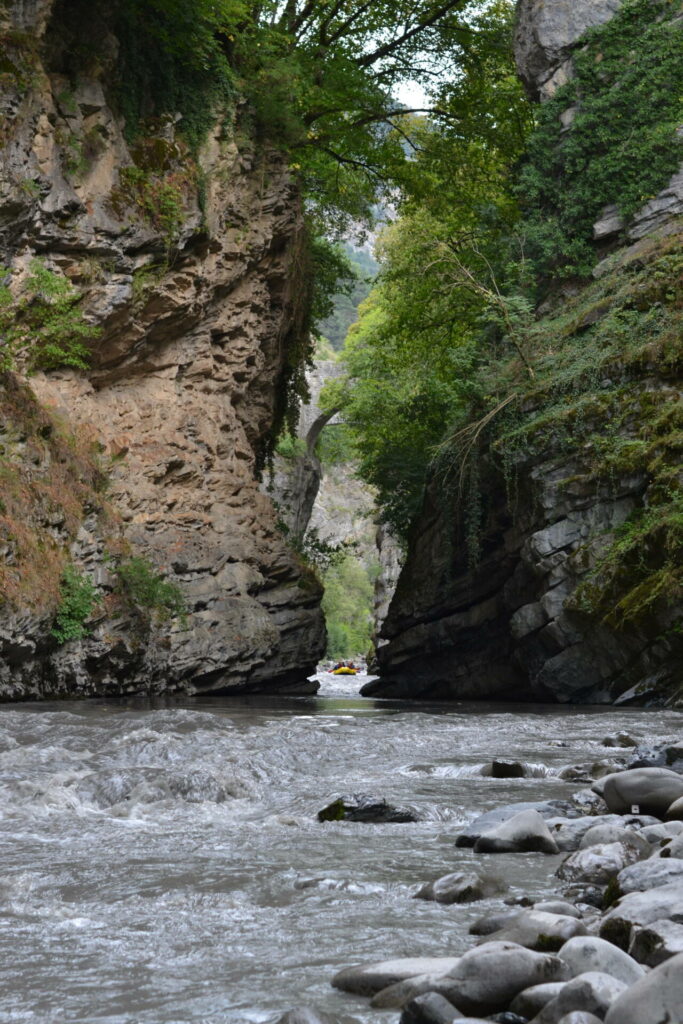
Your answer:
[0,673,681,1023]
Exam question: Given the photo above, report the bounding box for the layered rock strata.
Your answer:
[0,0,325,698]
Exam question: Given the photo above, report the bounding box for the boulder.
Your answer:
[660,832,683,858]
[437,941,569,1016]
[555,1015,603,1024]
[666,794,683,820]
[599,880,683,949]
[509,982,566,1017]
[415,871,506,905]
[602,733,638,748]
[604,951,683,1023]
[533,901,582,919]
[628,917,683,967]
[578,825,650,855]
[474,810,560,855]
[556,840,645,885]
[332,957,461,996]
[456,802,577,848]
[399,992,461,1024]
[598,768,683,817]
[617,857,683,894]
[317,794,418,823]
[482,910,587,952]
[373,974,454,1010]
[544,815,626,853]
[627,744,668,769]
[638,821,683,843]
[470,909,523,936]
[530,971,626,1024]
[557,936,645,986]
[491,761,527,778]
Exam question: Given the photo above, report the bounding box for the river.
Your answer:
[0,673,681,1023]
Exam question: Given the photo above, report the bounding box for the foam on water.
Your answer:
[0,692,680,1023]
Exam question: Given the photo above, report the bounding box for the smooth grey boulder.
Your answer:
[318,794,418,823]
[556,841,645,885]
[557,936,644,986]
[415,871,506,905]
[456,803,577,847]
[332,958,461,996]
[509,982,565,1017]
[399,992,461,1024]
[602,733,638,748]
[438,941,569,1016]
[659,832,683,858]
[530,972,626,1024]
[638,820,683,843]
[533,901,582,919]
[598,768,683,817]
[599,880,683,949]
[474,810,560,855]
[555,1015,602,1024]
[491,761,527,778]
[578,825,650,856]
[617,857,683,894]
[276,1011,336,1024]
[372,975,455,1009]
[604,951,683,1023]
[544,816,621,853]
[482,911,587,952]
[666,794,683,820]
[470,909,523,936]
[628,917,683,967]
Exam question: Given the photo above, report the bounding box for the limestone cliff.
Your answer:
[370,0,683,705]
[0,0,325,698]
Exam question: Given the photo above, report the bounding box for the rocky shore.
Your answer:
[280,735,683,1024]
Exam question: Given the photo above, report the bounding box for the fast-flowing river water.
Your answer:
[1,673,682,1024]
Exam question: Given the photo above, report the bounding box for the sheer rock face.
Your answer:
[372,0,683,705]
[0,0,325,699]
[514,0,625,99]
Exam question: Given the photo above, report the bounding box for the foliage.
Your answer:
[292,527,352,575]
[115,557,187,623]
[111,166,190,250]
[315,423,358,467]
[517,0,683,278]
[51,565,98,644]
[322,554,377,658]
[318,243,379,350]
[0,261,98,373]
[275,432,307,460]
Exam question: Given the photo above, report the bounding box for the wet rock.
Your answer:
[482,910,587,952]
[560,885,605,910]
[438,941,569,1017]
[372,975,452,1010]
[602,733,638,748]
[456,803,577,848]
[555,1015,602,1024]
[415,871,507,905]
[598,767,683,817]
[557,936,645,986]
[659,832,683,858]
[490,1014,528,1024]
[604,951,683,1024]
[317,794,418,823]
[332,958,461,997]
[599,880,683,950]
[628,918,683,967]
[578,825,650,855]
[510,982,566,1017]
[530,971,626,1024]
[533,901,582,919]
[636,821,683,843]
[470,909,524,936]
[556,840,645,886]
[276,1011,337,1024]
[570,790,608,817]
[545,815,626,853]
[474,810,560,855]
[626,745,668,769]
[666,795,683,820]
[491,761,527,779]
[617,857,683,894]
[399,992,461,1024]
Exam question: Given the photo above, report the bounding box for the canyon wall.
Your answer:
[370,0,683,705]
[0,0,326,699]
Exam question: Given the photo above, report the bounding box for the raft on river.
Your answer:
[331,667,358,675]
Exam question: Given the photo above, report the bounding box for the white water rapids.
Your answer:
[0,673,681,1023]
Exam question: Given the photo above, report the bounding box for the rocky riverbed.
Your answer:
[299,735,683,1024]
